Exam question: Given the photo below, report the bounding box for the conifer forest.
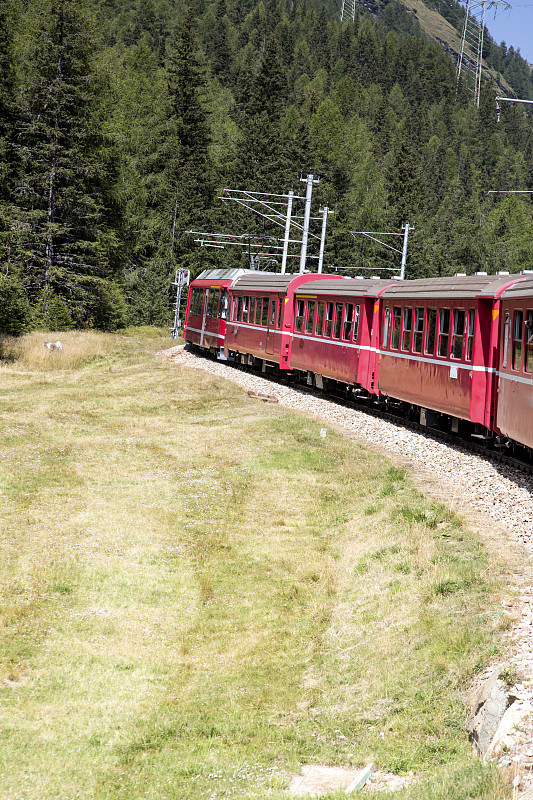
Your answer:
[1,0,533,332]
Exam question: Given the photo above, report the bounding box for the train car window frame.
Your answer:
[270,299,277,327]
[236,296,243,321]
[353,304,360,342]
[261,297,269,327]
[391,307,401,350]
[466,309,475,362]
[295,299,305,332]
[333,303,343,339]
[242,295,250,322]
[502,311,510,369]
[425,308,437,355]
[383,307,390,348]
[512,309,523,371]
[220,289,228,320]
[277,299,283,329]
[214,288,222,318]
[437,308,450,357]
[343,304,353,341]
[317,302,325,336]
[324,302,333,338]
[306,300,316,334]
[413,308,424,353]
[451,308,465,360]
[189,289,195,316]
[526,310,533,374]
[401,307,412,352]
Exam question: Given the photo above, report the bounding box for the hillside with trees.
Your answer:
[1,0,533,332]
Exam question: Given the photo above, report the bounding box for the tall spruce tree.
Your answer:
[131,7,214,323]
[14,0,125,330]
[0,0,29,334]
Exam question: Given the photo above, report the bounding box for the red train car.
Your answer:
[184,269,250,357]
[378,274,522,433]
[496,276,533,450]
[290,278,397,393]
[224,272,342,369]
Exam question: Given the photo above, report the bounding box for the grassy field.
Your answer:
[0,331,510,799]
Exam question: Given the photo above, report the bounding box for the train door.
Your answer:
[200,288,209,347]
[355,297,377,391]
[266,297,276,355]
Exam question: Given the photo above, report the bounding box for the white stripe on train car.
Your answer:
[497,371,533,386]
[218,322,504,377]
[186,326,224,343]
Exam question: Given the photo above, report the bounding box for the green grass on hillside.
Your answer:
[0,331,510,799]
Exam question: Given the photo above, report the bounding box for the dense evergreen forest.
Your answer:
[1,0,533,332]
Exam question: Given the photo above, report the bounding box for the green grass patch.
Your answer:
[0,331,510,799]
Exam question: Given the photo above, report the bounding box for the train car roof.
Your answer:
[231,272,298,292]
[500,274,533,299]
[381,274,522,299]
[295,277,396,297]
[194,268,254,281]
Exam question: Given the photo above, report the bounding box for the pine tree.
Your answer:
[0,0,30,334]
[130,6,214,324]
[0,0,16,203]
[13,0,125,330]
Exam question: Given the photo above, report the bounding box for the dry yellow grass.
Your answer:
[0,330,114,371]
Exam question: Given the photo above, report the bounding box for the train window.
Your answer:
[242,295,249,322]
[353,305,360,342]
[402,307,412,351]
[512,310,523,371]
[214,289,221,317]
[190,288,201,315]
[261,297,269,327]
[438,309,450,357]
[383,307,390,348]
[413,308,424,353]
[236,296,243,321]
[391,307,401,349]
[334,303,343,339]
[451,309,465,360]
[502,311,510,369]
[270,300,277,327]
[526,310,533,373]
[295,299,305,332]
[306,301,316,334]
[219,289,228,320]
[317,302,325,336]
[277,299,283,329]
[343,304,353,340]
[325,303,333,337]
[466,309,475,362]
[254,298,260,325]
[425,309,437,355]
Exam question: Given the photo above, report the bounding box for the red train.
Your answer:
[183,268,533,456]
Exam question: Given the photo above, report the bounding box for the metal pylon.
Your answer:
[457,0,488,107]
[340,0,356,23]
